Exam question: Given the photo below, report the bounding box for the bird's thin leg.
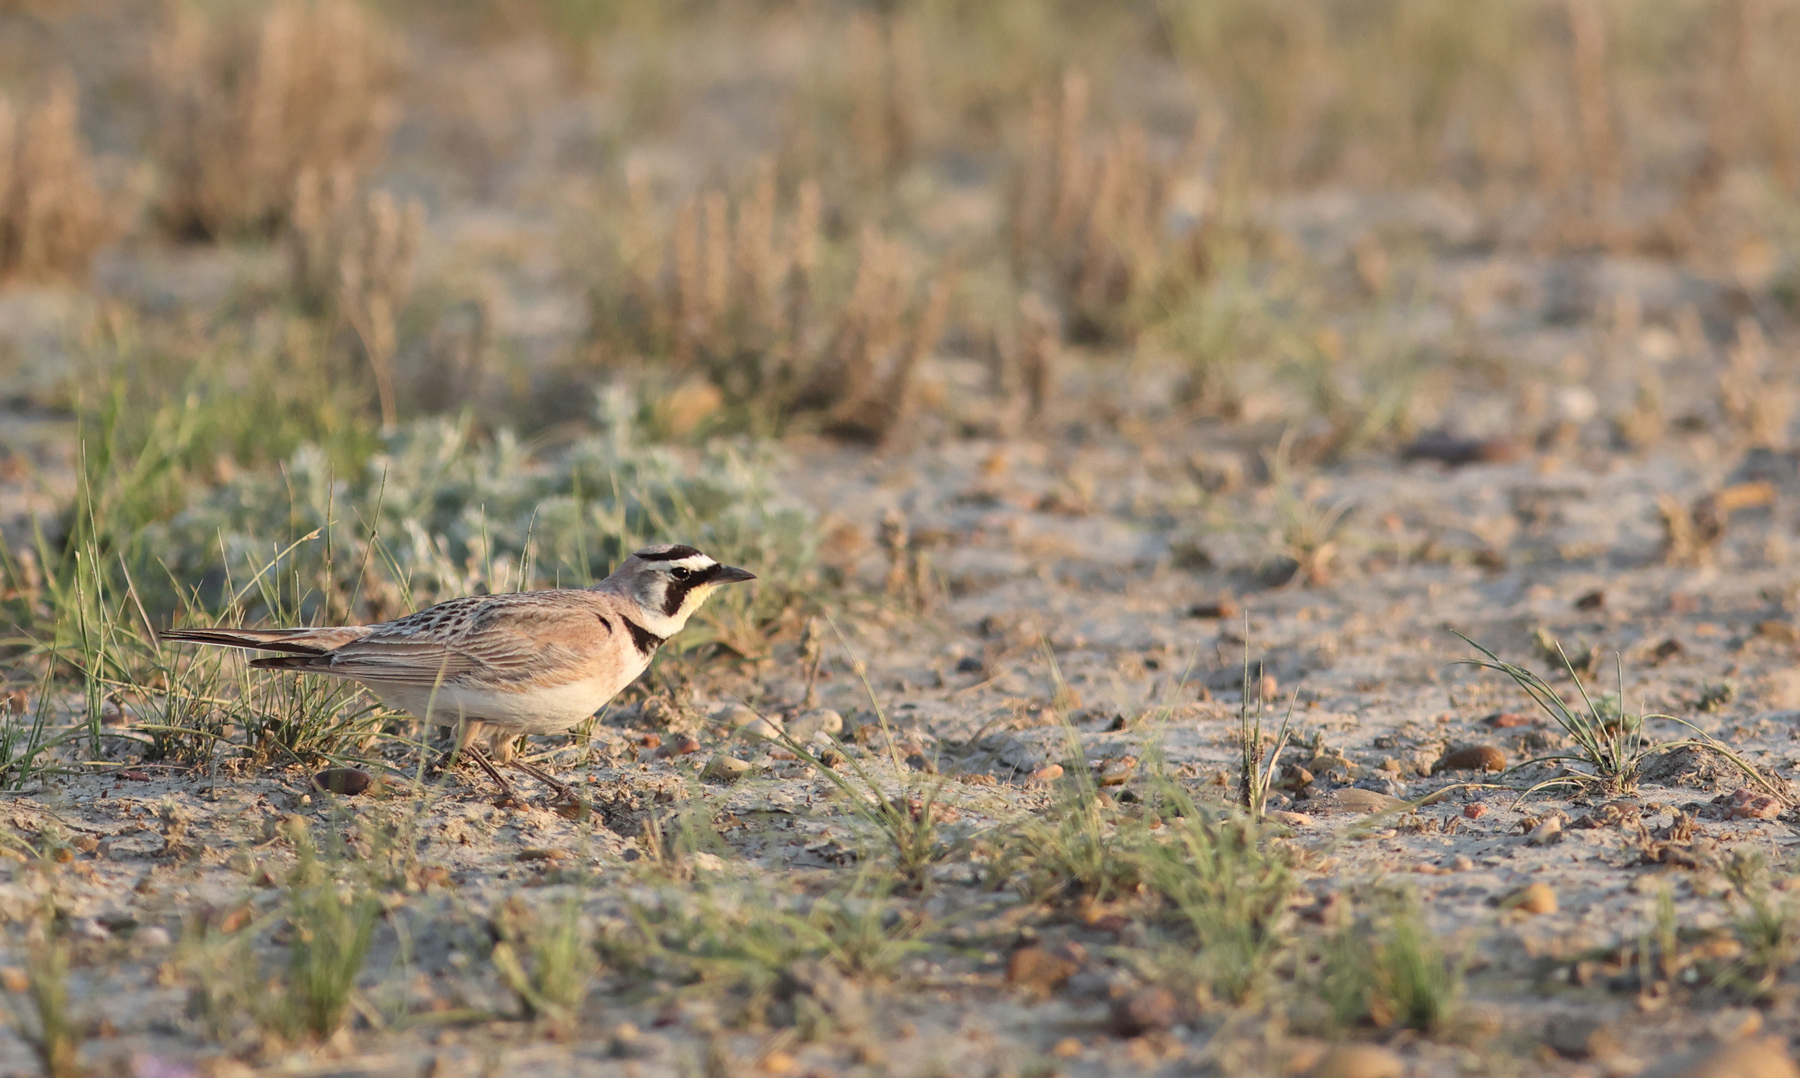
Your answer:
[510,758,577,801]
[461,743,518,802]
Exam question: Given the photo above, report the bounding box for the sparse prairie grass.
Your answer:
[177,816,381,1044]
[288,169,426,428]
[1717,852,1800,998]
[149,0,402,239]
[1310,891,1464,1035]
[1457,633,1781,800]
[776,628,963,890]
[491,894,596,1034]
[1137,777,1296,1005]
[997,737,1296,1004]
[1235,658,1293,820]
[578,172,952,441]
[1263,436,1354,587]
[0,77,121,284]
[1,331,818,772]
[276,858,381,1040]
[599,870,928,1030]
[1007,69,1204,347]
[3,911,81,1078]
[1156,0,1800,221]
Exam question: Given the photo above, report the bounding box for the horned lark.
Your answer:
[163,544,755,800]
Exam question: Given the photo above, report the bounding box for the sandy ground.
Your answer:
[8,386,1800,1075]
[3,155,1800,1073]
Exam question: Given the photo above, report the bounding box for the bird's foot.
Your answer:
[511,758,580,804]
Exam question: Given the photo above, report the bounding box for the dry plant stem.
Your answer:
[1233,622,1292,818]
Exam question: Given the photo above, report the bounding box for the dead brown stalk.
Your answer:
[1009,70,1197,345]
[287,167,424,429]
[0,78,117,284]
[593,173,951,440]
[150,0,401,239]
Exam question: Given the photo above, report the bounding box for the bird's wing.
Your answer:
[253,594,613,687]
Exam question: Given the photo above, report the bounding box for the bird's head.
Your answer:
[601,544,756,636]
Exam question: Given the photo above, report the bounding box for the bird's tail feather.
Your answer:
[160,626,367,654]
[248,654,323,671]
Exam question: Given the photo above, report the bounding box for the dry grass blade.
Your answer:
[1234,629,1293,820]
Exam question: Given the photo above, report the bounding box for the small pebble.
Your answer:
[1108,986,1178,1037]
[1311,1044,1404,1078]
[312,768,373,796]
[788,708,844,741]
[136,925,172,948]
[69,917,109,941]
[1463,802,1488,820]
[1268,810,1312,828]
[1449,855,1474,871]
[1400,432,1521,468]
[711,703,758,729]
[1006,945,1079,994]
[1640,1035,1800,1078]
[1187,598,1240,620]
[1321,788,1408,815]
[1433,745,1507,774]
[1280,765,1315,791]
[654,734,701,758]
[1505,882,1557,915]
[1483,711,1535,728]
[702,753,753,784]
[1097,757,1137,786]
[1724,788,1784,821]
[1546,1015,1620,1059]
[733,716,784,742]
[1528,816,1564,846]
[1027,764,1064,785]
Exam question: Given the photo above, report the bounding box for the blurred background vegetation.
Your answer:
[0,0,1796,637]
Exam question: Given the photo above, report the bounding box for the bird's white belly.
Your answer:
[374,671,633,736]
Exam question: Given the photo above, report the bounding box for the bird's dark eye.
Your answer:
[670,566,693,581]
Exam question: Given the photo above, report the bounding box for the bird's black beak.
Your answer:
[711,565,756,584]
